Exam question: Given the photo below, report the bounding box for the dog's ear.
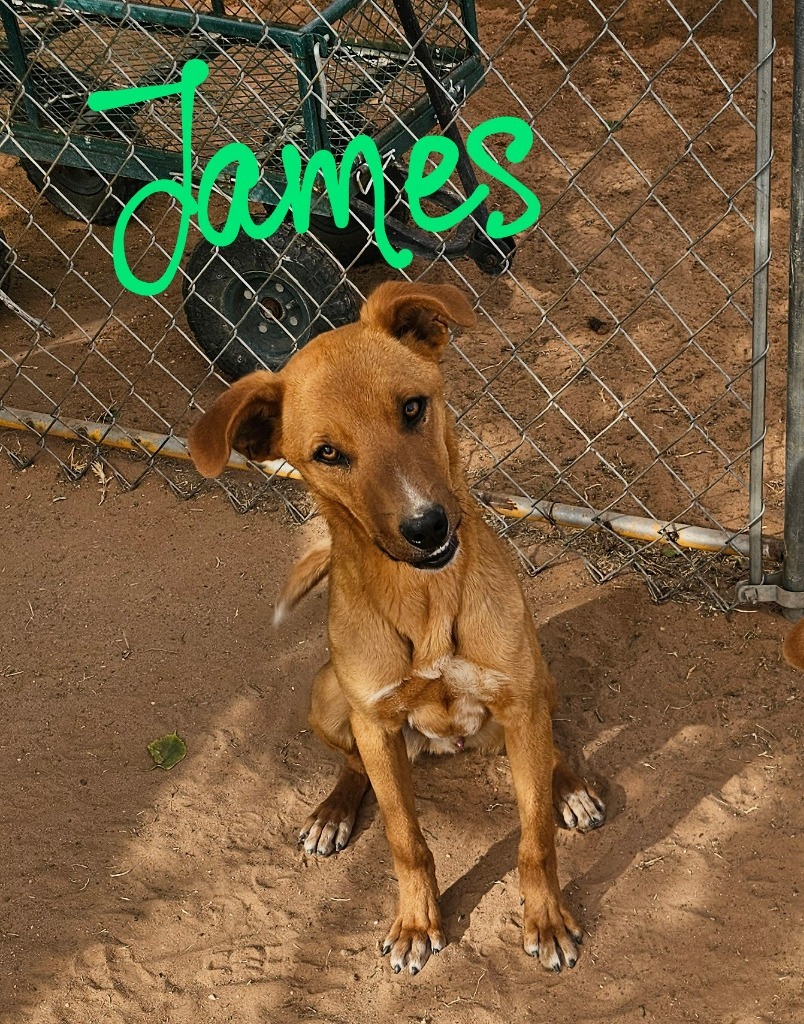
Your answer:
[360,282,475,359]
[783,618,804,670]
[188,370,283,478]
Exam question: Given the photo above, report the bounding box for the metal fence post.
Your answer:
[749,0,774,587]
[784,0,804,613]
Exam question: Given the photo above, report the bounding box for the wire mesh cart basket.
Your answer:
[0,0,511,377]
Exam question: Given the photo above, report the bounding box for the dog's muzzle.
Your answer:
[377,528,460,570]
[399,504,450,551]
[395,503,460,569]
[412,531,459,570]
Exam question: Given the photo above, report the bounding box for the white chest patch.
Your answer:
[427,655,509,700]
[405,656,508,740]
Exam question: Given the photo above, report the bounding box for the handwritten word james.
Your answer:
[88,59,541,296]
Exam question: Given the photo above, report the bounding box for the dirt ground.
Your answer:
[2,455,802,1024]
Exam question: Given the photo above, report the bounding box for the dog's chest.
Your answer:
[405,655,506,740]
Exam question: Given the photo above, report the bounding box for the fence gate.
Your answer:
[0,0,781,611]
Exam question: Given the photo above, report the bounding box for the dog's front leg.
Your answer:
[351,710,445,975]
[497,695,583,972]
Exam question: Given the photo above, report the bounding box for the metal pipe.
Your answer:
[0,405,782,559]
[0,405,302,479]
[749,0,773,585]
[32,0,304,46]
[478,492,780,560]
[784,0,804,606]
[0,3,42,129]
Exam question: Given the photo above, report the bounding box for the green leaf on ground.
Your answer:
[147,732,187,770]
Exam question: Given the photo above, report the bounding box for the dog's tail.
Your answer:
[783,617,804,670]
[273,538,331,627]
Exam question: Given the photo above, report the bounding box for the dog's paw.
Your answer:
[556,785,605,832]
[299,805,355,857]
[299,767,368,857]
[552,757,606,833]
[522,899,583,972]
[380,915,446,975]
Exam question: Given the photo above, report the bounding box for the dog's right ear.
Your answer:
[360,281,475,360]
[188,370,283,478]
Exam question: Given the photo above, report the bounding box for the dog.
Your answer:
[188,281,605,975]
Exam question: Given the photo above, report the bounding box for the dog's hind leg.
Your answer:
[301,662,370,857]
[300,754,369,857]
[541,662,605,832]
[551,746,605,832]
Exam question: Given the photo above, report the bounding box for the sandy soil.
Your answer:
[2,456,802,1024]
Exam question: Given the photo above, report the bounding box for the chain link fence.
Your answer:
[0,0,780,610]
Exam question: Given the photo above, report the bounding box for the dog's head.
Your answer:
[188,282,476,570]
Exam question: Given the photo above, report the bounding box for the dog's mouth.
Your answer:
[413,531,460,570]
[377,529,460,570]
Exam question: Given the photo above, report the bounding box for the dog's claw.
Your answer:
[558,787,606,832]
[382,916,444,976]
[300,775,366,857]
[300,813,353,857]
[523,904,581,973]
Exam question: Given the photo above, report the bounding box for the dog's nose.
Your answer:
[399,505,450,551]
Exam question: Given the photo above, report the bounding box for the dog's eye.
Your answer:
[402,397,426,426]
[313,445,346,466]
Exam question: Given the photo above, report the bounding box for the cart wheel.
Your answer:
[183,224,359,379]
[17,69,141,226]
[20,160,141,226]
[306,214,379,267]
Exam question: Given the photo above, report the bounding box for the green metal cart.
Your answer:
[0,0,510,376]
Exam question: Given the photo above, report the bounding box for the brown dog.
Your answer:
[188,281,604,975]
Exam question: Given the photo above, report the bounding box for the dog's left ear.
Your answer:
[360,282,476,359]
[188,370,284,478]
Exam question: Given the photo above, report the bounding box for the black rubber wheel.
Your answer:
[17,69,141,226]
[306,213,379,267]
[20,159,142,226]
[183,224,359,379]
